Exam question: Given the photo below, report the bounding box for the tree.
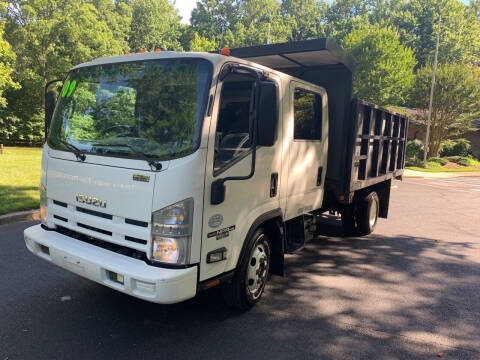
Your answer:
[0,2,19,108]
[280,0,326,41]
[391,0,480,66]
[410,64,480,157]
[470,0,480,20]
[129,0,183,52]
[191,0,290,48]
[343,24,416,106]
[3,0,123,143]
[324,0,370,40]
[188,32,218,52]
[191,0,240,41]
[90,0,133,52]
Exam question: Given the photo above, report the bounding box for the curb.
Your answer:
[0,209,40,226]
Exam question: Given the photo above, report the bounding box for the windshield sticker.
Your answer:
[208,214,223,228]
[61,80,71,98]
[208,225,235,240]
[66,80,77,97]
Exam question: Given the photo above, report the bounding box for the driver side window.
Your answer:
[214,72,255,173]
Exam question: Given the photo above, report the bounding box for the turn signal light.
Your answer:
[220,47,230,56]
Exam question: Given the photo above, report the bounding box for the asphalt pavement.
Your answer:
[1,177,480,359]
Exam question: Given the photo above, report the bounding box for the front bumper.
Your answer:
[24,225,198,304]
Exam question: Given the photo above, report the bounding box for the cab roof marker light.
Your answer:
[139,50,146,53]
[155,48,162,52]
[220,47,230,56]
[124,51,131,55]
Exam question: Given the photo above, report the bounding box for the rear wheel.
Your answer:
[357,191,379,236]
[341,191,379,236]
[222,228,270,310]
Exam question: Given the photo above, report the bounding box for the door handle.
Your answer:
[270,172,278,197]
[316,167,323,186]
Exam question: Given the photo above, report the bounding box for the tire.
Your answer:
[356,191,379,236]
[222,228,270,310]
[341,191,379,236]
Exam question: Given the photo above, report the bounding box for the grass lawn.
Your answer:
[0,146,42,216]
[407,166,480,172]
[407,158,480,173]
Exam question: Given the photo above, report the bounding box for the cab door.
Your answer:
[200,66,281,282]
[284,81,328,221]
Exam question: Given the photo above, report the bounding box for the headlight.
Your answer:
[39,184,48,225]
[151,198,193,265]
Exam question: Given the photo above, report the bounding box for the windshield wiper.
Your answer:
[58,139,86,162]
[93,142,162,171]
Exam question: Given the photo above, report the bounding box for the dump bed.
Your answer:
[349,101,408,192]
[229,38,408,203]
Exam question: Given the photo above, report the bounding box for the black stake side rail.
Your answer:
[348,99,409,192]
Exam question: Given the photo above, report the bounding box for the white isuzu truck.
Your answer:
[24,39,408,310]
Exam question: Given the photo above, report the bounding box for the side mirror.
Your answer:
[255,81,278,147]
[45,90,56,137]
[44,78,63,140]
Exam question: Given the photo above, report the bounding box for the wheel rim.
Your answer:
[369,199,378,228]
[246,236,269,300]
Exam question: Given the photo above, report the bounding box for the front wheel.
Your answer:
[222,228,270,310]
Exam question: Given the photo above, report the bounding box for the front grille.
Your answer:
[77,206,112,220]
[125,218,148,227]
[56,226,147,261]
[125,235,148,245]
[53,200,68,208]
[77,222,112,236]
[54,215,68,222]
[50,198,150,254]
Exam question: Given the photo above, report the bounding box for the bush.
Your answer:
[428,157,448,166]
[473,151,480,161]
[447,156,473,166]
[440,140,455,156]
[457,157,472,166]
[440,138,471,157]
[406,139,424,160]
[406,159,423,167]
[427,161,443,168]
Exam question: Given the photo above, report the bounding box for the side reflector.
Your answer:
[207,247,227,263]
[205,279,220,289]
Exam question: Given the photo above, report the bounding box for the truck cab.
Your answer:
[24,39,407,309]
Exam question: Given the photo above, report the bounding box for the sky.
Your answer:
[175,0,196,24]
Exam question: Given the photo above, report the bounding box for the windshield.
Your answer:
[48,58,212,161]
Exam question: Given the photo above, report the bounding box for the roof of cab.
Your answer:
[72,51,225,70]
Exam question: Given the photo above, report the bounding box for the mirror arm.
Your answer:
[44,79,63,140]
[44,78,63,102]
